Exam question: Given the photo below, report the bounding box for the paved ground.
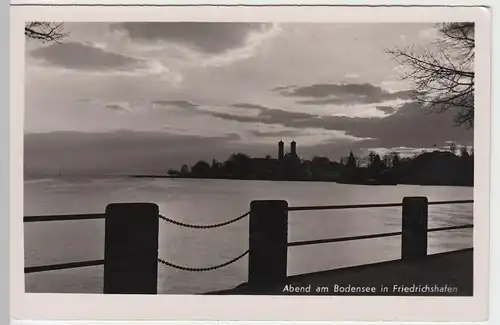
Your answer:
[208,248,473,296]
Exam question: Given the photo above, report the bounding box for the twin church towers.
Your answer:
[278,140,298,160]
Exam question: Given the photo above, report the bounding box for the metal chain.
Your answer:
[158,211,249,229]
[157,249,249,272]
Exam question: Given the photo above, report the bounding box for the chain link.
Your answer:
[156,210,250,271]
[157,249,249,272]
[158,211,249,229]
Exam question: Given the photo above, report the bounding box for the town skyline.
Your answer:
[160,138,473,187]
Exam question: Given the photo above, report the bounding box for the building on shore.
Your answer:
[278,140,284,160]
[278,140,300,161]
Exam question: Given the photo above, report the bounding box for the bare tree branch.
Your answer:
[25,22,69,43]
[386,22,474,128]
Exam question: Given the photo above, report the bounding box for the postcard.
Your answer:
[10,4,491,322]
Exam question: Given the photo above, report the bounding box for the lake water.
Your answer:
[24,177,473,294]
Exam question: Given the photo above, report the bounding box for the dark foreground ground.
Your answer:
[207,248,473,296]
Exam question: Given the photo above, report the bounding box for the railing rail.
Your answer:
[288,231,403,247]
[287,199,473,212]
[23,199,473,222]
[288,224,473,248]
[24,259,105,273]
[427,224,474,232]
[24,213,105,223]
[428,200,474,206]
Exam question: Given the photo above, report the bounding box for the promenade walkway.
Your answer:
[208,248,473,296]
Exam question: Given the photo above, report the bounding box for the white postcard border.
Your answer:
[10,5,491,321]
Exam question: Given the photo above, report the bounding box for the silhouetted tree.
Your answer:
[449,141,457,154]
[367,153,385,176]
[346,151,357,169]
[311,156,331,169]
[211,159,221,169]
[210,159,223,177]
[225,153,251,178]
[228,153,250,163]
[387,23,474,128]
[367,151,377,165]
[167,169,179,176]
[376,154,385,167]
[180,164,189,175]
[309,156,333,178]
[25,22,69,43]
[191,160,211,177]
[382,154,392,167]
[391,152,401,167]
[460,144,470,158]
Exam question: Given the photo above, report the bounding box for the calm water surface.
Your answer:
[24,177,473,294]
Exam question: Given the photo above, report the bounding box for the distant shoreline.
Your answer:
[129,174,473,187]
[23,174,473,187]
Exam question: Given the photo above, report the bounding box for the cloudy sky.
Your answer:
[24,22,473,176]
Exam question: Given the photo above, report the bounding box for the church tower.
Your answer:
[290,140,297,157]
[278,140,284,160]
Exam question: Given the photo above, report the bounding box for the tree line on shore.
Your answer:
[166,142,473,186]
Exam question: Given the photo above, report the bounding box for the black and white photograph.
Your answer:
[22,19,478,296]
[10,5,491,321]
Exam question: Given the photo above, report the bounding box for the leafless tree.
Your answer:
[382,154,392,167]
[25,22,69,43]
[386,23,474,128]
[390,151,400,167]
[448,141,457,155]
[459,144,470,157]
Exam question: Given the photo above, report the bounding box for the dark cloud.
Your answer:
[259,109,312,120]
[149,97,472,149]
[231,103,270,110]
[147,97,472,151]
[272,85,296,92]
[30,42,148,71]
[24,131,270,177]
[199,101,473,149]
[274,83,416,105]
[148,96,473,149]
[227,102,312,120]
[152,100,199,110]
[152,100,312,121]
[376,106,398,114]
[113,22,272,54]
[104,104,129,111]
[248,129,305,138]
[208,107,312,122]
